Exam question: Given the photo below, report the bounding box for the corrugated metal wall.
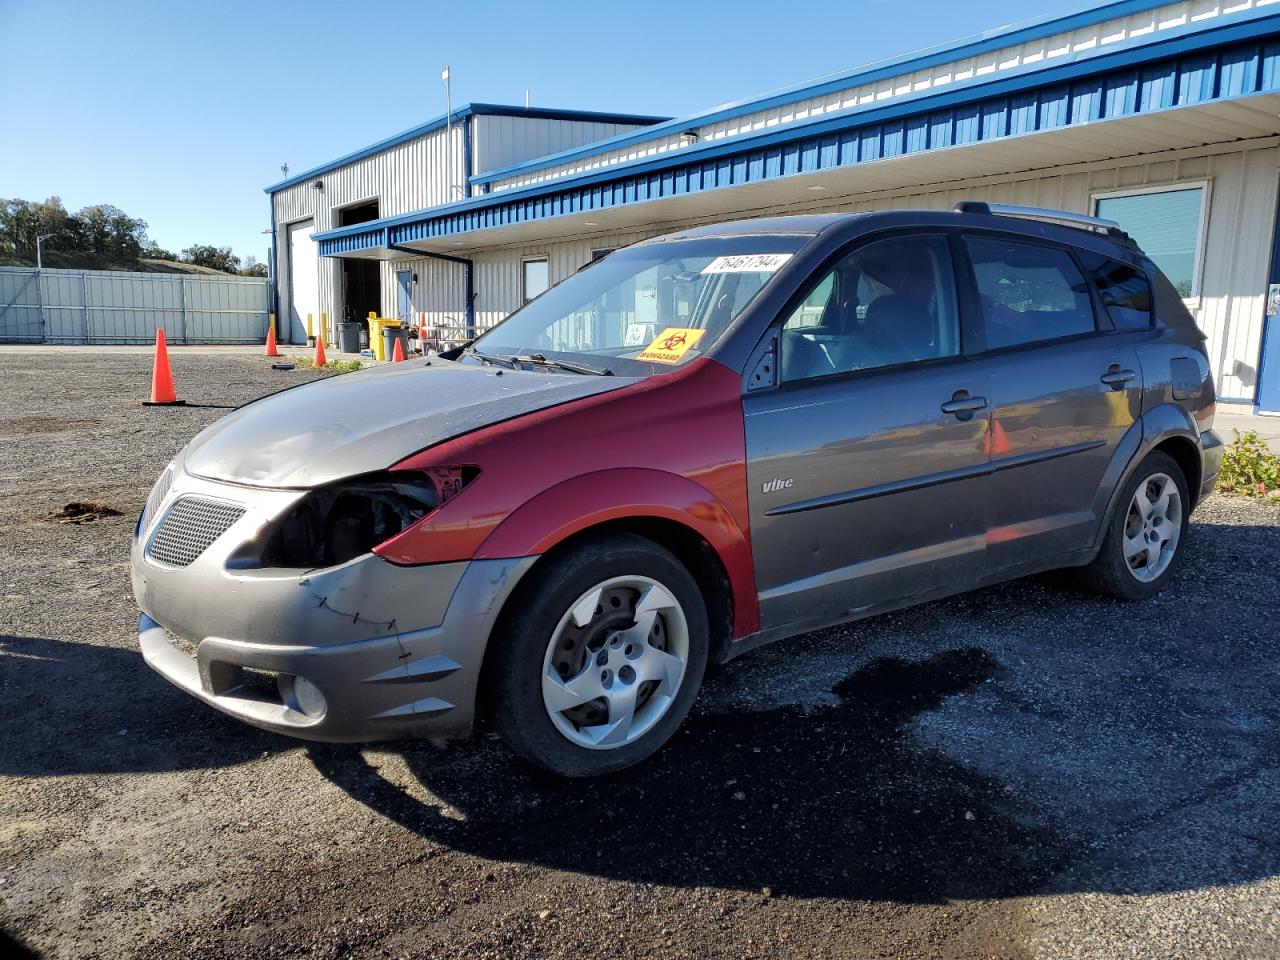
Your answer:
[488,0,1279,191]
[393,140,1277,401]
[273,115,660,343]
[471,116,651,177]
[272,123,465,344]
[0,267,270,344]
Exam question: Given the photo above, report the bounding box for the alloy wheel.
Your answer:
[540,576,689,750]
[1123,472,1183,582]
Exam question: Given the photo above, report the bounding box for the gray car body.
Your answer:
[132,208,1222,742]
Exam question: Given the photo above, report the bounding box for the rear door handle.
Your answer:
[1100,367,1137,389]
[941,394,988,417]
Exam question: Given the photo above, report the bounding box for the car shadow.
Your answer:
[0,633,291,776]
[306,648,1072,903]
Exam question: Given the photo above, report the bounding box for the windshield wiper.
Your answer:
[465,348,519,369]
[466,348,611,376]
[513,353,613,376]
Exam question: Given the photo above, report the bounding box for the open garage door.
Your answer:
[287,220,318,344]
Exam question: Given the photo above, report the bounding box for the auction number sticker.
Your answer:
[700,253,793,274]
[636,327,708,364]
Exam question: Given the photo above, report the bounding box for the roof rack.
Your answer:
[953,201,1127,239]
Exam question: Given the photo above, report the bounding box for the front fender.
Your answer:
[476,468,759,638]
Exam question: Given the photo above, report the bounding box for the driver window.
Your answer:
[780,234,959,382]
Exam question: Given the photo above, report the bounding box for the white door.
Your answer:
[287,220,318,344]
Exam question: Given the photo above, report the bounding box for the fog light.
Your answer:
[288,676,327,719]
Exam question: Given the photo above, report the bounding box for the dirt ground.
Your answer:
[2,351,1278,960]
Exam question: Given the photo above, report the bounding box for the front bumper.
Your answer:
[132,462,536,742]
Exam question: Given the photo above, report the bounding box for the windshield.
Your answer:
[465,235,810,375]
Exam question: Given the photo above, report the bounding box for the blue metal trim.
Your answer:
[470,0,1257,186]
[268,194,279,332]
[1254,175,1280,413]
[462,115,472,199]
[315,19,1280,257]
[264,103,669,195]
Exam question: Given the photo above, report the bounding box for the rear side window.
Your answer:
[1077,252,1153,330]
[964,237,1097,349]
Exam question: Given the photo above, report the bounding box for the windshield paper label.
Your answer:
[636,327,708,364]
[701,253,793,274]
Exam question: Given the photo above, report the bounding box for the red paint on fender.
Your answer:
[374,358,759,638]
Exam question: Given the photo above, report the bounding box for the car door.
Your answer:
[743,232,992,633]
[957,233,1145,573]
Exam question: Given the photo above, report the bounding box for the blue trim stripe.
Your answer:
[316,19,1280,258]
[264,103,670,195]
[468,0,1241,186]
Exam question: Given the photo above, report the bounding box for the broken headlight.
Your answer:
[253,467,478,568]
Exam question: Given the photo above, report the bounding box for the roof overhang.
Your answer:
[315,17,1280,260]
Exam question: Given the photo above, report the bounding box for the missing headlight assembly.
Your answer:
[243,468,479,569]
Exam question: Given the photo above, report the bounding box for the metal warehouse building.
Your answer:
[268,0,1280,413]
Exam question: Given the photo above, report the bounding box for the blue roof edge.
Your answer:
[469,0,1204,186]
[310,8,1280,247]
[263,103,671,195]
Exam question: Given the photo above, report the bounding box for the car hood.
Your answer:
[183,360,636,488]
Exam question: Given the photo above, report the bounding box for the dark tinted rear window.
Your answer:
[1078,252,1153,330]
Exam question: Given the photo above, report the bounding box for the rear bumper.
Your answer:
[1199,428,1224,503]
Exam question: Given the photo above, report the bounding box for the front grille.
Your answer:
[147,496,246,567]
[140,467,173,534]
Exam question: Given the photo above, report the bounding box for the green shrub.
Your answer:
[1217,429,1280,497]
[289,356,364,373]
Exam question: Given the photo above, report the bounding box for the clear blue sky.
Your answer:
[1,0,1082,262]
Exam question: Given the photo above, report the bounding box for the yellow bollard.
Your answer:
[368,312,384,361]
[306,312,314,346]
[320,312,328,350]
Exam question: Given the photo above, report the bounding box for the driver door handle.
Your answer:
[941,395,988,415]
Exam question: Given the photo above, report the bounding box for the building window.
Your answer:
[589,248,615,263]
[1094,185,1207,299]
[523,258,550,303]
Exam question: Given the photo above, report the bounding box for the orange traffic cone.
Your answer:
[313,330,327,368]
[264,324,280,357]
[143,329,184,406]
[391,336,406,363]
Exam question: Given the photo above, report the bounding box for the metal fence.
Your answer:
[0,267,270,344]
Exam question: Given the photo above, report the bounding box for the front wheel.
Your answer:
[489,534,709,777]
[1078,451,1189,601]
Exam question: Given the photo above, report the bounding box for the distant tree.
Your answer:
[240,256,268,278]
[0,196,71,261]
[141,241,180,262]
[181,244,241,274]
[1,196,240,273]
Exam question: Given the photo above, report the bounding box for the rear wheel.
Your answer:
[1079,451,1189,600]
[490,534,709,777]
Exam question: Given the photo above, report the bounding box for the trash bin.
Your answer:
[381,323,409,360]
[338,321,361,354]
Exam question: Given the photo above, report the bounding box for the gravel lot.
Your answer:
[2,350,1278,960]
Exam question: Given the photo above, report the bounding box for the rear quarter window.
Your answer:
[1078,251,1153,330]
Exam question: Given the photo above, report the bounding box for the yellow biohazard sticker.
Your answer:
[636,327,707,364]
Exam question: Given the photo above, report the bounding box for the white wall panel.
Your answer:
[437,142,1278,399]
[472,116,655,177]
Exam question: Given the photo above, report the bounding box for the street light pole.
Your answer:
[36,233,54,270]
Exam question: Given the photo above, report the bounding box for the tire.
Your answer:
[489,533,709,777]
[1078,451,1190,601]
